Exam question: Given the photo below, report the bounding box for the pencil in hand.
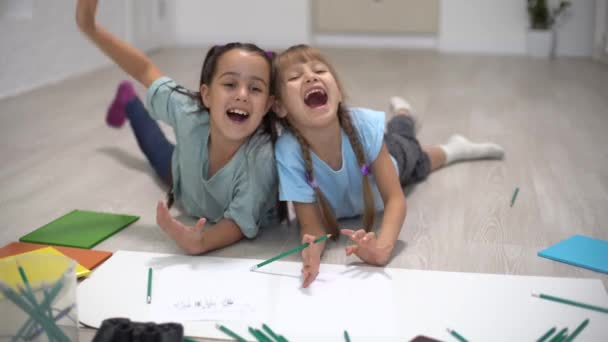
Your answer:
[250,234,331,271]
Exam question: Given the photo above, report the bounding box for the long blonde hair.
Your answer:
[272,45,375,239]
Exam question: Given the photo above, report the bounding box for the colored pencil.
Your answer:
[344,330,351,342]
[548,327,568,342]
[250,234,331,271]
[533,293,608,314]
[249,327,273,342]
[564,319,589,341]
[262,323,281,341]
[147,267,153,304]
[216,324,247,342]
[447,328,469,342]
[0,283,69,341]
[510,187,520,207]
[537,326,556,342]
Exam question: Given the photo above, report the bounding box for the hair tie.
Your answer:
[265,51,274,58]
[306,175,318,189]
[361,164,371,176]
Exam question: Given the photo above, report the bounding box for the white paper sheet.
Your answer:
[151,264,270,322]
[78,251,608,342]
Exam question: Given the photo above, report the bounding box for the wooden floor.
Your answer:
[1,48,607,340]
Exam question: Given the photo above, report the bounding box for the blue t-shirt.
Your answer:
[276,107,398,218]
[146,77,278,238]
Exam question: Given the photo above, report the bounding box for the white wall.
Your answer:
[1,0,600,99]
[438,0,527,54]
[555,0,595,56]
[438,0,594,56]
[129,0,175,52]
[0,0,127,99]
[593,0,608,59]
[173,0,310,48]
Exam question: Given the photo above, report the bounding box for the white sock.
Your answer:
[390,96,414,115]
[439,135,504,165]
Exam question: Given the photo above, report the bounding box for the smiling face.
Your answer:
[273,46,344,133]
[201,49,273,145]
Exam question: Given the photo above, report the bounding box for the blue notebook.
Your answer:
[538,235,608,274]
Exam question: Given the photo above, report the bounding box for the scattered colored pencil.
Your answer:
[216,324,247,342]
[510,187,520,207]
[533,293,608,314]
[548,327,568,342]
[564,319,589,341]
[147,267,153,304]
[250,234,331,271]
[537,326,557,342]
[262,323,281,341]
[447,328,469,342]
[344,330,351,342]
[249,327,274,342]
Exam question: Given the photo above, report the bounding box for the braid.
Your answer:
[281,120,340,240]
[338,104,375,232]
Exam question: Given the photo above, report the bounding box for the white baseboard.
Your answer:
[312,33,437,49]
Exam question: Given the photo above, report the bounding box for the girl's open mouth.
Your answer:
[226,108,250,123]
[304,88,328,108]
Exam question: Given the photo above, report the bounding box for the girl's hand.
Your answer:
[75,0,99,33]
[156,201,206,255]
[341,229,393,266]
[301,234,323,288]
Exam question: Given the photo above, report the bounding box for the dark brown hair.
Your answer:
[171,43,287,222]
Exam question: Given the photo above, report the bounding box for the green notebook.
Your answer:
[20,210,139,249]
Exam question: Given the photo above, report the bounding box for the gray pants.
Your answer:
[384,116,431,186]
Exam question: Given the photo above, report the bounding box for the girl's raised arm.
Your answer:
[75,0,161,87]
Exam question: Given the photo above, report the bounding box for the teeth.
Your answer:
[227,108,249,116]
[305,89,325,98]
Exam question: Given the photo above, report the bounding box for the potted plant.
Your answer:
[526,0,571,58]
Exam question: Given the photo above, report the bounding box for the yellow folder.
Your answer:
[0,246,92,286]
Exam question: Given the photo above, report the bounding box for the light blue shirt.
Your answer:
[276,107,398,218]
[146,77,278,238]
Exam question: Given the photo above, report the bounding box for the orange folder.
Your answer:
[0,241,112,271]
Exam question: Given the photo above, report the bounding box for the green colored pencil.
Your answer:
[249,327,273,342]
[216,324,247,342]
[447,328,468,342]
[537,326,556,342]
[147,267,153,304]
[16,278,64,340]
[262,323,281,341]
[563,319,589,341]
[533,293,608,314]
[0,284,69,342]
[548,328,568,342]
[344,330,351,342]
[250,234,331,271]
[510,187,520,207]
